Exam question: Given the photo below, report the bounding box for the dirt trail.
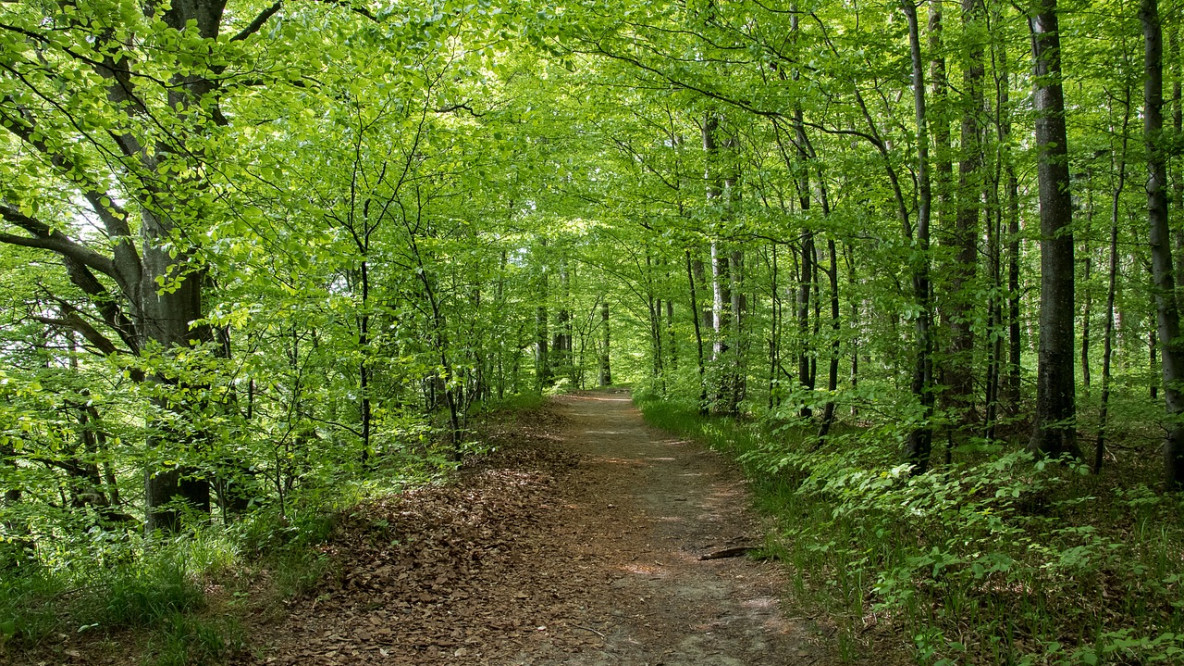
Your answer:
[531,391,815,665]
[247,391,821,665]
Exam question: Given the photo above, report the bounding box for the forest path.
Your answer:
[245,391,822,665]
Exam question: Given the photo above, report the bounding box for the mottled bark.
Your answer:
[1026,0,1079,458]
[1141,0,1184,488]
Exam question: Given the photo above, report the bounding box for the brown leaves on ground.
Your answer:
[238,413,601,665]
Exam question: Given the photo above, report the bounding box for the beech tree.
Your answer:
[1025,0,1079,458]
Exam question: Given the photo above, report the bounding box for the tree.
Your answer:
[1026,0,1079,458]
[1140,0,1184,489]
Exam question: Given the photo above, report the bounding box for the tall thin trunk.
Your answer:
[1026,0,1078,457]
[1004,20,1023,410]
[686,250,709,413]
[948,0,985,426]
[535,242,551,389]
[1097,95,1128,471]
[1172,28,1184,301]
[666,298,677,372]
[795,118,816,420]
[930,1,954,232]
[599,301,612,387]
[359,260,371,462]
[1082,246,1093,388]
[903,0,936,473]
[730,249,746,409]
[711,242,733,408]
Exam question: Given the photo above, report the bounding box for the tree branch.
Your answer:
[0,205,119,278]
[231,0,285,41]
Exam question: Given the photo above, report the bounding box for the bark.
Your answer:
[1026,0,1079,458]
[599,301,612,387]
[902,0,937,473]
[1141,0,1184,489]
[536,242,551,389]
[795,109,816,420]
[930,1,954,231]
[947,0,985,426]
[1173,28,1184,303]
[1001,28,1023,411]
[686,250,709,413]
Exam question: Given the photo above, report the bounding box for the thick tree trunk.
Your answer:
[1026,0,1079,458]
[1141,0,1184,489]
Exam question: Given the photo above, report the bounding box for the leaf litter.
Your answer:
[236,391,829,665]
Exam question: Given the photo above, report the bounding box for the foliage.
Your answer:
[2,0,1184,661]
[637,391,1184,664]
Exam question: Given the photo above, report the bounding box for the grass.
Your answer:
[635,391,1184,665]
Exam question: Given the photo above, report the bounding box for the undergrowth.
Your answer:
[635,391,1184,665]
[0,392,550,664]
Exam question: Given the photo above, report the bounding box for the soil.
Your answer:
[239,390,827,665]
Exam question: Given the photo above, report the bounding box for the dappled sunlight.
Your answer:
[620,562,668,577]
[741,596,778,610]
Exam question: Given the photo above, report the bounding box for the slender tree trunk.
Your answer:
[1095,84,1131,470]
[666,298,677,372]
[711,242,733,410]
[795,113,816,420]
[1097,128,1127,470]
[948,0,985,427]
[1004,26,1023,412]
[729,249,745,408]
[686,250,709,413]
[1082,246,1093,388]
[536,241,551,390]
[930,1,954,234]
[1026,0,1079,458]
[817,236,842,439]
[769,244,781,409]
[903,0,937,473]
[359,259,371,463]
[1142,0,1184,489]
[599,301,612,387]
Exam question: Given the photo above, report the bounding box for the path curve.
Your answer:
[530,391,815,665]
[245,391,821,665]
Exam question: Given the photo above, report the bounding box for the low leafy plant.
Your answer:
[635,391,1184,665]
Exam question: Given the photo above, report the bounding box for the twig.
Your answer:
[573,624,606,638]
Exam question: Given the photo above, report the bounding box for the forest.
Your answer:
[2,0,1184,662]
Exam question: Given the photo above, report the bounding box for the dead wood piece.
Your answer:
[699,546,757,561]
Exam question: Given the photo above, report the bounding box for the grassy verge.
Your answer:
[635,392,1184,666]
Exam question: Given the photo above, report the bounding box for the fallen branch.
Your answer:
[699,546,758,560]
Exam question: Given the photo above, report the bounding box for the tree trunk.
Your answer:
[947,0,985,427]
[599,301,612,387]
[1026,0,1079,458]
[686,250,709,413]
[1141,0,1184,489]
[902,0,936,473]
